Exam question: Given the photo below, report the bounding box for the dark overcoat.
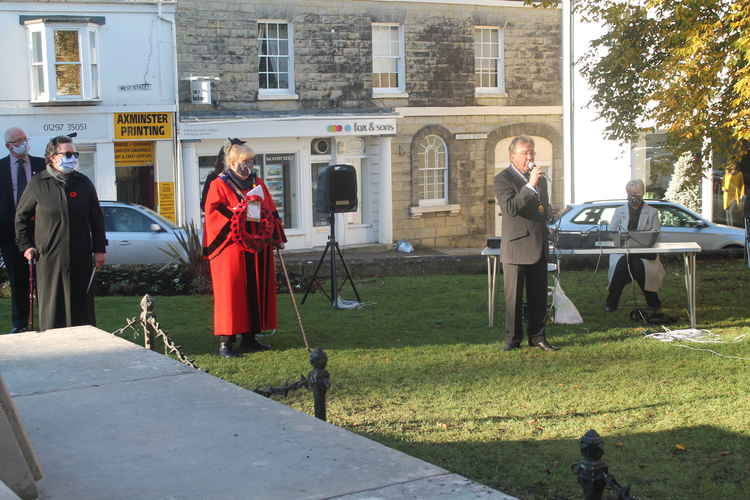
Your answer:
[15,169,106,331]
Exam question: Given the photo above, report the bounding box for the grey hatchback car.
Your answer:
[100,201,188,265]
[553,199,746,250]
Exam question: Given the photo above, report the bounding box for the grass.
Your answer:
[4,257,750,499]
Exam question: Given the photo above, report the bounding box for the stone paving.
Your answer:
[0,326,516,500]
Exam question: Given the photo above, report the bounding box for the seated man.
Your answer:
[605,179,665,312]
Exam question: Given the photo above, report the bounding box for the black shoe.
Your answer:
[238,334,272,353]
[532,340,560,352]
[218,342,242,358]
[502,343,520,351]
[9,327,27,334]
[604,305,616,312]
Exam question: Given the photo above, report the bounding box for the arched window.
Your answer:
[416,134,448,205]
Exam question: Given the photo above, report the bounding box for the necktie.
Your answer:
[16,159,27,204]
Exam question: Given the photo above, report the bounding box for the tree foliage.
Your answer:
[665,152,702,211]
[530,0,750,182]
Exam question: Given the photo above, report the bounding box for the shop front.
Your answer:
[179,114,397,250]
[1,110,177,222]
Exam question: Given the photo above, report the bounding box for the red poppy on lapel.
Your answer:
[69,191,78,198]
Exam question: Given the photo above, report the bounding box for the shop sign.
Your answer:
[114,141,154,167]
[157,182,176,223]
[114,112,173,140]
[326,120,396,135]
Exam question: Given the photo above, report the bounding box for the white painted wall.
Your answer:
[0,1,176,112]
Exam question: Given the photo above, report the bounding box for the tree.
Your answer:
[665,152,701,211]
[531,0,750,183]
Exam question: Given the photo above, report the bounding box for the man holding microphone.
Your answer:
[495,135,559,352]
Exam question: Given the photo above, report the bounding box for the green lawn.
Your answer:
[4,258,750,499]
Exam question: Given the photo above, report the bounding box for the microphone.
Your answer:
[527,161,549,182]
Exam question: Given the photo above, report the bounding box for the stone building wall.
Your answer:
[176,0,561,112]
[391,115,563,248]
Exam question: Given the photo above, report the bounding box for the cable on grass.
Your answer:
[643,326,750,361]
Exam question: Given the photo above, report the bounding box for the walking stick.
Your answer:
[27,258,35,331]
[276,248,311,351]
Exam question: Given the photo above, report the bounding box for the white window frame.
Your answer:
[416,135,448,207]
[25,20,102,104]
[257,20,297,100]
[371,23,407,97]
[474,26,505,95]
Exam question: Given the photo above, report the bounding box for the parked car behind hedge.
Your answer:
[101,201,188,265]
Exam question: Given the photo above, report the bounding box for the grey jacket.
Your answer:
[494,166,550,265]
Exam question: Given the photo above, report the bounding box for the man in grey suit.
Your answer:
[495,136,559,351]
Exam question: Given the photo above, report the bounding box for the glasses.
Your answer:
[8,138,27,146]
[53,151,80,159]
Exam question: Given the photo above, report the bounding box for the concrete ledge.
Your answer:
[0,327,515,500]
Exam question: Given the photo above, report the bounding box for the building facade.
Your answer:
[0,0,178,221]
[177,0,562,249]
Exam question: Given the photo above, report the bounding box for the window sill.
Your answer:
[372,91,409,99]
[474,89,507,97]
[257,92,299,101]
[30,99,102,107]
[409,204,461,218]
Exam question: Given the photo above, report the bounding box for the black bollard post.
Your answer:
[573,429,608,500]
[307,348,330,421]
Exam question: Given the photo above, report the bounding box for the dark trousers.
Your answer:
[607,255,661,309]
[502,257,547,346]
[1,241,30,330]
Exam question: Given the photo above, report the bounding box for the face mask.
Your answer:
[58,156,79,174]
[628,195,643,208]
[234,163,251,178]
[10,142,29,156]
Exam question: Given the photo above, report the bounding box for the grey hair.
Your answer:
[626,179,645,194]
[4,127,25,144]
[508,135,535,155]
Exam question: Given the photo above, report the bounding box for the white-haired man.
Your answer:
[606,179,665,312]
[1,127,44,332]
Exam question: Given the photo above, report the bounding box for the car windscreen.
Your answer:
[139,206,178,230]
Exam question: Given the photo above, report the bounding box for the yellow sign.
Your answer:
[114,112,173,140]
[157,182,176,223]
[114,141,154,167]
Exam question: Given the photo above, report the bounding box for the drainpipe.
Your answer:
[157,0,183,224]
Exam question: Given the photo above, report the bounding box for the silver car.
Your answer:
[553,199,746,250]
[101,201,188,265]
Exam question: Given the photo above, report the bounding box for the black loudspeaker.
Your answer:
[316,164,357,213]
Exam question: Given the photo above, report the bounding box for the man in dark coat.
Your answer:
[15,135,106,331]
[1,127,44,333]
[495,135,559,352]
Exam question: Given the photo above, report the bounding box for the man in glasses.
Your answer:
[605,179,665,312]
[1,127,44,333]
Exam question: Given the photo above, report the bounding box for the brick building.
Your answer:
[176,0,562,250]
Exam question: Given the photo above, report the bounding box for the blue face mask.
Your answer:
[10,141,29,156]
[58,156,79,174]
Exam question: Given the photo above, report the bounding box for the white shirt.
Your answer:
[9,154,31,205]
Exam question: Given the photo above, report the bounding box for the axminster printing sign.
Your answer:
[114,112,174,140]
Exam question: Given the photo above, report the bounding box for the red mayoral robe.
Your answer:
[204,172,286,336]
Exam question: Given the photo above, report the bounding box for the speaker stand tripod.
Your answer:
[301,211,362,308]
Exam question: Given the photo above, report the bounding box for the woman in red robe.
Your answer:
[203,142,286,357]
